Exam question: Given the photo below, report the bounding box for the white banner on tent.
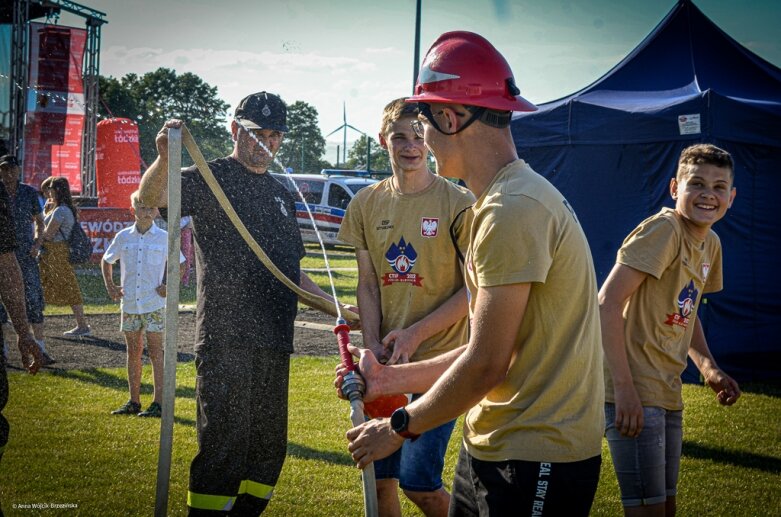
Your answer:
[678,114,701,135]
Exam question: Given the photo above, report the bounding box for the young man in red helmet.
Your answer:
[342,32,604,515]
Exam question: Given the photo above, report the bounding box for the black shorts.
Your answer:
[449,445,601,517]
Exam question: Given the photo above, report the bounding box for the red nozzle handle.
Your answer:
[334,323,356,371]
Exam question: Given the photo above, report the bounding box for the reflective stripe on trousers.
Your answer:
[187,479,274,511]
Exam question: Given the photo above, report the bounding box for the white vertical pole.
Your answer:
[155,127,182,517]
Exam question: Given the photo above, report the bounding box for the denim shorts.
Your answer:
[374,402,456,492]
[604,403,683,507]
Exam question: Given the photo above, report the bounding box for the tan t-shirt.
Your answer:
[605,207,723,410]
[338,175,474,362]
[463,160,604,463]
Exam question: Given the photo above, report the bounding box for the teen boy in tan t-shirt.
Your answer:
[600,143,741,516]
[339,98,473,516]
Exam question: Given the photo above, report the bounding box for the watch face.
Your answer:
[390,408,407,432]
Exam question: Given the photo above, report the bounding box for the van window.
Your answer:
[272,174,296,193]
[329,184,352,210]
[293,179,324,204]
[347,183,373,195]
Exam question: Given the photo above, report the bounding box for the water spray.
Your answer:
[238,123,384,515]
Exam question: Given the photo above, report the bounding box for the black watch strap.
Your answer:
[390,407,420,441]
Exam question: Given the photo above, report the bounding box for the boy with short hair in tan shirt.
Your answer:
[338,98,473,516]
[600,143,741,516]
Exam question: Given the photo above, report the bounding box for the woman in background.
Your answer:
[39,176,91,336]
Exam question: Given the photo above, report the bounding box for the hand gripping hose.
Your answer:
[334,318,379,517]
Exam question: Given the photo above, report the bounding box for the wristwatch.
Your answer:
[390,407,420,441]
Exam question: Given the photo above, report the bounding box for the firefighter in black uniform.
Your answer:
[140,92,339,515]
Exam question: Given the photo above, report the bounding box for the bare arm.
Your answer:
[407,283,529,432]
[383,286,468,365]
[340,343,466,400]
[298,270,358,316]
[100,260,122,302]
[346,283,530,468]
[599,263,648,438]
[30,212,45,257]
[0,251,42,373]
[355,250,384,358]
[40,213,62,242]
[139,119,184,208]
[688,318,741,405]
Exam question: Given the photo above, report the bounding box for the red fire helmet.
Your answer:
[408,31,537,112]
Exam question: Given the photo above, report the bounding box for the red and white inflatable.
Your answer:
[96,118,142,209]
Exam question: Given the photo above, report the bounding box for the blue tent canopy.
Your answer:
[512,0,781,382]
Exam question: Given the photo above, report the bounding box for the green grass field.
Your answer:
[2,362,780,516]
[7,243,780,515]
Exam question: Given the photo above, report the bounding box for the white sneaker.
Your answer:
[63,326,91,337]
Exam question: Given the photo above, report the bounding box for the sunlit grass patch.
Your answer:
[3,361,780,516]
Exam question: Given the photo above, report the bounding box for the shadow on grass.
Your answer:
[55,335,196,363]
[286,441,353,466]
[56,335,127,353]
[53,367,197,399]
[682,440,781,474]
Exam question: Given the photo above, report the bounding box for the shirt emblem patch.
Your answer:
[665,279,699,329]
[421,217,439,237]
[274,196,288,217]
[702,263,710,281]
[382,236,423,286]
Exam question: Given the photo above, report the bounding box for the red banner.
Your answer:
[78,207,135,263]
[96,118,142,208]
[22,24,87,191]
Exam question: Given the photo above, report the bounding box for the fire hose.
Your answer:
[334,319,378,517]
[335,323,409,517]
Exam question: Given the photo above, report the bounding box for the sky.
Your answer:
[55,0,781,166]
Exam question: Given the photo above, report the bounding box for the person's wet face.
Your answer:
[232,121,284,172]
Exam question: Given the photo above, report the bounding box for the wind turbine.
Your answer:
[326,102,368,168]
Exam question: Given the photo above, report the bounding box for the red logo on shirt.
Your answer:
[421,217,439,237]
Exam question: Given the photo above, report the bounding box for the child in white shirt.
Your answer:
[101,191,184,417]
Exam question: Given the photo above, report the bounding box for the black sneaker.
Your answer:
[138,401,162,418]
[112,400,141,415]
[40,352,56,366]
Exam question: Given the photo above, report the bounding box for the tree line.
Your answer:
[98,67,389,174]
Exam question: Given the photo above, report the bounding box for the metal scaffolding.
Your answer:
[6,0,107,196]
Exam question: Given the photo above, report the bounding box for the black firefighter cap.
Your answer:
[234,92,289,132]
